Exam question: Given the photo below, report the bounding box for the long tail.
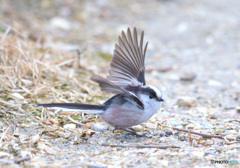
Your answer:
[37,103,104,114]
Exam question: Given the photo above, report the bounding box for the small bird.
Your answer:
[38,27,164,136]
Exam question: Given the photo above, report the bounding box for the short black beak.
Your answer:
[158,97,164,102]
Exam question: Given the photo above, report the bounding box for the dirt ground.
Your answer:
[0,0,240,167]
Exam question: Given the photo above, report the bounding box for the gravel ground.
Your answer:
[0,0,240,167]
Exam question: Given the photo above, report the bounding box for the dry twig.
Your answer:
[173,127,239,143]
[101,143,180,149]
[0,125,11,142]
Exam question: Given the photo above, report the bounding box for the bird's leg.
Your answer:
[117,127,147,137]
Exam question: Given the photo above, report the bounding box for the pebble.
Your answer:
[225,130,238,135]
[210,114,218,119]
[87,164,107,168]
[236,106,240,113]
[147,129,155,135]
[0,121,4,127]
[20,151,32,158]
[0,151,11,158]
[208,79,223,88]
[91,123,109,132]
[178,134,187,141]
[145,123,155,129]
[143,138,153,144]
[160,132,166,137]
[204,150,219,156]
[30,134,40,144]
[158,160,169,167]
[82,123,93,129]
[55,138,68,143]
[63,124,76,130]
[50,17,71,30]
[180,73,196,81]
[186,124,195,129]
[236,135,240,139]
[177,96,197,107]
[200,122,213,127]
[165,130,173,136]
[190,151,204,159]
[176,22,188,33]
[132,125,142,132]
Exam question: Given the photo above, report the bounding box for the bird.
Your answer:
[38,27,164,136]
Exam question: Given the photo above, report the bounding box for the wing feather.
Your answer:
[91,75,144,109]
[107,27,148,87]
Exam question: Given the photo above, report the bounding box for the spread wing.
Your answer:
[91,75,144,109]
[107,27,148,88]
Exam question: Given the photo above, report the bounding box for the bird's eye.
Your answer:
[149,94,154,99]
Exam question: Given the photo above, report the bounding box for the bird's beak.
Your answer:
[158,97,164,102]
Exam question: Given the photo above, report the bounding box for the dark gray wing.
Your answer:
[107,27,148,88]
[91,75,144,109]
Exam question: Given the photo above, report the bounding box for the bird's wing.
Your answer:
[91,75,144,109]
[107,27,148,88]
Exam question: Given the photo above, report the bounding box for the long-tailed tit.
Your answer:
[38,27,164,136]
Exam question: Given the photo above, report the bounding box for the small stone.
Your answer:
[63,124,76,130]
[204,150,219,156]
[50,17,71,30]
[225,130,238,135]
[160,132,166,137]
[236,135,240,139]
[210,114,218,119]
[145,123,155,129]
[55,138,68,143]
[177,96,197,107]
[186,124,195,129]
[0,151,11,158]
[86,164,107,168]
[43,120,52,125]
[208,79,223,88]
[236,106,240,113]
[11,147,21,156]
[12,147,21,152]
[30,134,40,144]
[132,125,142,132]
[176,22,188,33]
[143,138,152,144]
[20,151,31,158]
[191,151,204,159]
[91,123,109,132]
[200,122,213,127]
[56,131,71,139]
[147,129,156,136]
[82,123,93,129]
[158,160,169,167]
[165,130,173,136]
[180,73,196,81]
[178,134,187,141]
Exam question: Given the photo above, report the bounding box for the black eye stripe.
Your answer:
[126,86,158,98]
[141,87,157,97]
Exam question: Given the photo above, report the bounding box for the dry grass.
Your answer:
[0,24,108,148]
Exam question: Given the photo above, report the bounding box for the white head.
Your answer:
[139,85,163,101]
[132,85,163,123]
[137,85,164,111]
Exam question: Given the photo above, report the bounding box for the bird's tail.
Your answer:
[37,103,104,114]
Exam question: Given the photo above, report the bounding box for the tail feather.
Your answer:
[37,103,104,114]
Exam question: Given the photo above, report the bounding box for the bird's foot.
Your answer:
[118,128,148,138]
